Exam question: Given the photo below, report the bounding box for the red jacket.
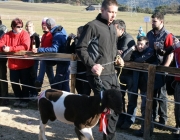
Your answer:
[164,34,173,49]
[0,30,34,70]
[41,32,52,48]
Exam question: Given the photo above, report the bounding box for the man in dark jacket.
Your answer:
[113,19,136,129]
[76,0,124,139]
[147,12,174,130]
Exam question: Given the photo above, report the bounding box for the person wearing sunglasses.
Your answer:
[0,18,34,108]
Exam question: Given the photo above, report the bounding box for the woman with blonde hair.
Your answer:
[25,21,40,97]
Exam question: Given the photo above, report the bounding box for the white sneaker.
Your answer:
[19,102,28,108]
[13,100,21,107]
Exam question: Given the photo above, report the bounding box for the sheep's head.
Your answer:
[103,89,123,114]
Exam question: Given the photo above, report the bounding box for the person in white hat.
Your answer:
[137,26,146,39]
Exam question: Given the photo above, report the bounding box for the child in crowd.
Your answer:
[123,36,163,136]
[33,17,54,92]
[137,26,146,39]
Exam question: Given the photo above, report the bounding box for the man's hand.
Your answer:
[32,48,38,53]
[154,42,164,50]
[3,46,10,52]
[118,50,123,55]
[91,64,104,76]
[131,45,137,51]
[68,33,76,39]
[115,55,124,67]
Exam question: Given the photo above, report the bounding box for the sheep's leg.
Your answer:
[80,128,94,140]
[74,127,87,140]
[39,120,47,140]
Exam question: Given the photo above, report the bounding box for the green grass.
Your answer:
[0,1,180,39]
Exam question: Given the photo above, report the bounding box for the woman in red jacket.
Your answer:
[0,18,34,107]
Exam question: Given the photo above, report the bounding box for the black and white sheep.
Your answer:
[38,89,122,140]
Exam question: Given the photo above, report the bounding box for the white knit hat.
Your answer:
[46,18,56,29]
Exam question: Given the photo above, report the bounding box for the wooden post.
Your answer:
[70,54,77,94]
[143,64,156,140]
[146,22,148,34]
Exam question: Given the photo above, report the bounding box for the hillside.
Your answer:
[117,0,180,9]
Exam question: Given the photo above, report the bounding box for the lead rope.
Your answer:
[115,55,127,86]
[70,55,126,86]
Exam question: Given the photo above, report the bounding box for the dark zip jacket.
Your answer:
[76,14,119,76]
[147,26,172,65]
[116,32,135,75]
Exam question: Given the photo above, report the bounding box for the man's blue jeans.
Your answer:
[37,60,54,87]
[52,62,70,92]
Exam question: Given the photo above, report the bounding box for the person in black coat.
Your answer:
[25,21,40,97]
[66,26,91,95]
[0,19,8,106]
[113,19,136,129]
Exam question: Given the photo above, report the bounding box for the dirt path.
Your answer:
[0,106,143,140]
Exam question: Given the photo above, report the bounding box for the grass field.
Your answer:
[0,1,180,40]
[0,1,180,139]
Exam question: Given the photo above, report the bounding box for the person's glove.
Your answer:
[3,46,10,52]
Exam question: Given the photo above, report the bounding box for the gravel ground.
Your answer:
[0,106,143,140]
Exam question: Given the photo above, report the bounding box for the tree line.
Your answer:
[25,0,180,14]
[119,3,180,14]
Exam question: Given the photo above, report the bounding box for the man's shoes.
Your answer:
[120,121,132,129]
[156,120,166,130]
[19,101,28,108]
[13,100,21,107]
[35,80,42,92]
[134,129,144,137]
[173,134,180,140]
[0,99,9,106]
[134,129,153,137]
[116,119,125,129]
[172,129,180,135]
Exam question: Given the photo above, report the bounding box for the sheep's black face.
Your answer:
[104,89,123,114]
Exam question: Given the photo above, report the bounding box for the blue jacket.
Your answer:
[38,25,68,53]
